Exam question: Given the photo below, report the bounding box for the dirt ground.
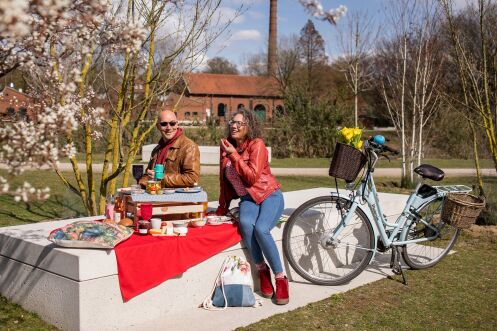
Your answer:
[465,225,497,242]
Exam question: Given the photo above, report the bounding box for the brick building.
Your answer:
[165,73,284,123]
[0,86,36,121]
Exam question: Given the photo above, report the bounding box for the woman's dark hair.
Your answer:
[225,107,263,143]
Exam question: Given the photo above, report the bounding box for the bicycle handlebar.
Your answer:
[367,136,399,155]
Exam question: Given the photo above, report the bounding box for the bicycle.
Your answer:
[282,135,471,285]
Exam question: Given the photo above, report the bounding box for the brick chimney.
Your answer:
[267,0,277,77]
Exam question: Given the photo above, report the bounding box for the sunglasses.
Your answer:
[228,120,246,128]
[159,121,178,127]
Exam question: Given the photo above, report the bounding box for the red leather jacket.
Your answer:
[216,138,281,215]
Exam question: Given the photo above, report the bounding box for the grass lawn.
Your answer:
[270,158,495,169]
[0,171,496,330]
[75,152,495,169]
[239,232,497,331]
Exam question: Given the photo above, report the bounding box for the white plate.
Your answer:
[175,188,202,193]
[206,216,232,225]
[117,187,132,194]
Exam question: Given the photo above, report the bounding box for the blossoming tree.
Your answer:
[0,0,241,214]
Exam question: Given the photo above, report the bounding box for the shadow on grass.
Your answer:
[0,194,87,226]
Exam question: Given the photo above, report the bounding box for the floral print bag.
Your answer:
[48,221,133,249]
[202,256,262,310]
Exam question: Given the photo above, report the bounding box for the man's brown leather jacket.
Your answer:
[139,134,200,188]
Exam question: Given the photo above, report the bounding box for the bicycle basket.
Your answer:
[441,193,485,229]
[329,142,367,182]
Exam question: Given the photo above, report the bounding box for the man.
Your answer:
[139,110,200,188]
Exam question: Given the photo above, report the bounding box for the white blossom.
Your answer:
[299,0,347,25]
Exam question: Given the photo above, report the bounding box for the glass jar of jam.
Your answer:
[138,220,150,236]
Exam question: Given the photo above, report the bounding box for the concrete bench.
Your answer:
[0,188,408,331]
[142,144,272,164]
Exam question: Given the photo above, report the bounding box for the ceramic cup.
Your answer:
[150,218,162,229]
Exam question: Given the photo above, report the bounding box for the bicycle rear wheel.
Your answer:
[283,196,374,285]
[402,197,460,269]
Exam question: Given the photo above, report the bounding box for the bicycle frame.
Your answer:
[329,145,471,256]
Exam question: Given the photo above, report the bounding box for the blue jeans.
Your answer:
[239,190,284,273]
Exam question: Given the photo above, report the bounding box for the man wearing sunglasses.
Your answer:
[139,110,200,188]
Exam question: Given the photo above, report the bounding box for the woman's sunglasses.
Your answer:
[159,121,178,127]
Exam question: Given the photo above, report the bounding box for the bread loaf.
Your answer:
[119,218,134,227]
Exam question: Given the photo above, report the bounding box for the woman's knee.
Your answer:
[253,222,271,237]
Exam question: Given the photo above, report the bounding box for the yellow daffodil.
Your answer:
[338,126,363,150]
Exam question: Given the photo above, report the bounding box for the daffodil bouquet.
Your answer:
[338,127,363,150]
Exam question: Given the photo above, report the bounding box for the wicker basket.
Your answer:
[329,142,367,182]
[441,193,486,229]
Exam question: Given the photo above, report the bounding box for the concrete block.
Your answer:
[0,188,409,331]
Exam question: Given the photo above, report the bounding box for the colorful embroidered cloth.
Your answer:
[114,223,242,301]
[48,221,133,249]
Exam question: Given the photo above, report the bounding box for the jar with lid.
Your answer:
[138,220,150,236]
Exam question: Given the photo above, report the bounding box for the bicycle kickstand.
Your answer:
[390,246,407,285]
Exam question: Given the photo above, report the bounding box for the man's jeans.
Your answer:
[239,190,284,273]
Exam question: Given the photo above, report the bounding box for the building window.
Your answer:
[237,104,245,110]
[18,107,27,120]
[254,104,266,122]
[185,112,191,119]
[275,105,284,117]
[217,103,226,117]
[6,107,15,116]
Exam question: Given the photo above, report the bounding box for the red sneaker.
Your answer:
[274,276,289,305]
[259,266,274,298]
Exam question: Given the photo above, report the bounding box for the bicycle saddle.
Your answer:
[413,164,444,181]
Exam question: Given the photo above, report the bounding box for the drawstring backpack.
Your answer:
[202,256,262,310]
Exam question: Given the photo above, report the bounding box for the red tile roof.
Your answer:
[183,73,282,98]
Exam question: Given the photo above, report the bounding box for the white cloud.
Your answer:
[230,29,262,42]
[247,10,265,20]
[217,6,245,25]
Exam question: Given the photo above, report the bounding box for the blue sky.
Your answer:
[205,0,389,72]
[204,0,470,72]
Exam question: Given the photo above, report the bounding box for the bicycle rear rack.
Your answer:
[434,185,472,193]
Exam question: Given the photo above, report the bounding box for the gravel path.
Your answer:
[1,163,495,177]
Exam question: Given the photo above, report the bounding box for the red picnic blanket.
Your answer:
[114,223,241,301]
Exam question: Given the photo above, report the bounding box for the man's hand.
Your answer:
[220,138,236,155]
[146,169,154,180]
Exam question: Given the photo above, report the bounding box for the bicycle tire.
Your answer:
[401,196,460,269]
[283,196,375,285]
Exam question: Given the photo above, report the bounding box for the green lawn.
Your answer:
[0,170,496,330]
[270,157,495,169]
[0,170,493,227]
[239,233,497,331]
[75,152,495,169]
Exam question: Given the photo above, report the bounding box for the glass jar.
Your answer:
[146,180,161,194]
[138,220,150,236]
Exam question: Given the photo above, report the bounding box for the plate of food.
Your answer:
[206,215,232,225]
[117,187,132,194]
[175,187,202,193]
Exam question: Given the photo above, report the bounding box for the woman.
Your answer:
[215,108,289,305]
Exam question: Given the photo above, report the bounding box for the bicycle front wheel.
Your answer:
[283,196,374,285]
[402,197,460,269]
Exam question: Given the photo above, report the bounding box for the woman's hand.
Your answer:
[220,138,236,155]
[146,169,154,180]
